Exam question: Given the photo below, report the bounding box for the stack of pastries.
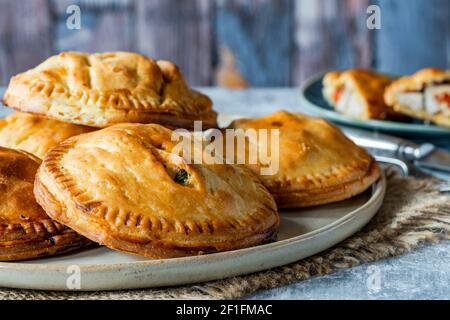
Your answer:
[323,68,450,128]
[0,51,380,260]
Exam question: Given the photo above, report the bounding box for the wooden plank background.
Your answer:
[292,0,373,85]
[0,0,448,86]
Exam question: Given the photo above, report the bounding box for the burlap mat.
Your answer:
[1,170,449,300]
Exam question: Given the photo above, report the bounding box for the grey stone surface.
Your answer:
[200,87,305,117]
[249,242,450,300]
[1,87,449,299]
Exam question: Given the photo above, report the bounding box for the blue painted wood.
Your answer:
[214,0,294,87]
[52,0,135,53]
[136,0,213,86]
[0,0,448,87]
[0,0,52,84]
[292,0,372,85]
[375,0,449,75]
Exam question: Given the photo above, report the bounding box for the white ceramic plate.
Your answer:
[0,113,386,291]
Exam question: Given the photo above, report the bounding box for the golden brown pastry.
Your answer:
[4,51,217,130]
[384,68,450,128]
[34,123,279,259]
[323,69,404,120]
[0,112,94,158]
[0,147,91,261]
[228,111,381,208]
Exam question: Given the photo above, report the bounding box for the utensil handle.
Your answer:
[374,156,411,176]
[341,127,404,151]
[341,127,435,160]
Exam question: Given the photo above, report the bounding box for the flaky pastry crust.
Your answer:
[0,112,94,158]
[228,111,381,208]
[384,68,450,127]
[34,124,279,259]
[323,69,403,120]
[385,68,450,103]
[4,52,217,129]
[0,147,91,261]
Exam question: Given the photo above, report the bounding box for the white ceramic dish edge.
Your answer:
[0,173,385,291]
[0,112,386,291]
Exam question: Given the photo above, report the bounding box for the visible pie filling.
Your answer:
[333,87,343,103]
[173,169,190,185]
[332,86,366,118]
[397,81,450,116]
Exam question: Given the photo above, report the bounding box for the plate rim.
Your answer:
[299,71,450,135]
[0,112,386,290]
[0,173,386,273]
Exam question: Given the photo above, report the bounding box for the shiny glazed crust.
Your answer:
[0,112,94,158]
[34,124,279,258]
[323,69,403,120]
[229,111,381,208]
[384,68,450,127]
[4,52,217,129]
[0,147,91,261]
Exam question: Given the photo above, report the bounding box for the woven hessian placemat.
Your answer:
[1,170,449,300]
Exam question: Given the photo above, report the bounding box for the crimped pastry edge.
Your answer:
[0,229,92,261]
[3,52,218,129]
[271,159,381,209]
[34,130,279,259]
[0,148,91,261]
[5,94,218,129]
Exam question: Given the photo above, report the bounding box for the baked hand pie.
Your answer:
[34,123,279,258]
[228,111,381,208]
[384,68,450,128]
[0,147,91,261]
[4,51,217,130]
[0,112,94,158]
[323,69,404,120]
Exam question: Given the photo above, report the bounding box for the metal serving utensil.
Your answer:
[341,127,450,174]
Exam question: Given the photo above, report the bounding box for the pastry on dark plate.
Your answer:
[323,69,405,120]
[385,68,450,128]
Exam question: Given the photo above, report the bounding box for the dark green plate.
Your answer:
[300,72,450,141]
